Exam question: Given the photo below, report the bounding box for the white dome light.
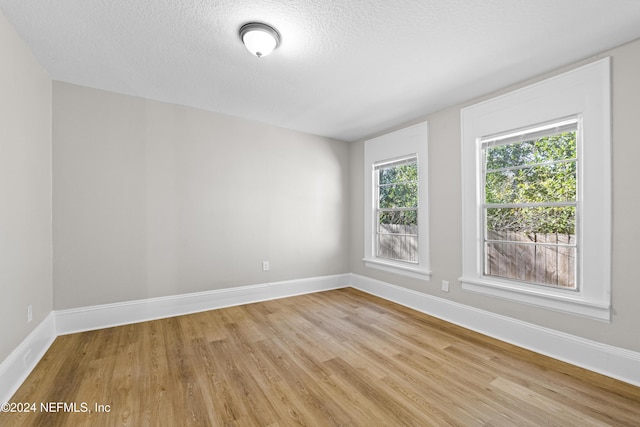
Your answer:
[239,23,281,58]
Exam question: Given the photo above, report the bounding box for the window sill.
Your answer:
[460,276,610,322]
[363,258,431,280]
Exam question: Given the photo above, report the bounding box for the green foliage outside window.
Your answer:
[378,162,418,225]
[485,131,577,235]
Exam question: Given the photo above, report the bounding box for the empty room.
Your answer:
[1,1,640,425]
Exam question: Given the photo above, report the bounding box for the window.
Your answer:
[460,58,611,320]
[375,156,419,263]
[364,122,430,280]
[482,118,578,289]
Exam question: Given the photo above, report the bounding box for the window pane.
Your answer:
[485,131,576,170]
[486,206,575,236]
[485,241,576,289]
[377,210,418,263]
[379,182,418,208]
[377,235,418,263]
[378,162,418,185]
[485,161,576,204]
[378,210,418,232]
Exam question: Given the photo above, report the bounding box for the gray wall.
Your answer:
[52,82,350,309]
[350,39,640,353]
[0,13,52,362]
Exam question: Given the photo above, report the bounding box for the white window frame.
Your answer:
[460,58,611,321]
[363,121,431,280]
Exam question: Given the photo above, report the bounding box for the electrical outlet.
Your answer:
[441,280,449,292]
[262,261,270,271]
[27,305,33,323]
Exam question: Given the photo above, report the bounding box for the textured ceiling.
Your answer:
[2,0,640,141]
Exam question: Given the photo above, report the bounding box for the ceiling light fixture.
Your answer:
[239,22,280,58]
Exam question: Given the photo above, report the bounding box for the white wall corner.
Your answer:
[349,273,640,387]
[0,312,56,404]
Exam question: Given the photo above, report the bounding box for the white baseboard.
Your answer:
[56,274,350,335]
[0,312,56,404]
[350,273,640,387]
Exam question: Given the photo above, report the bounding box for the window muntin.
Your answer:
[481,119,578,289]
[375,157,418,263]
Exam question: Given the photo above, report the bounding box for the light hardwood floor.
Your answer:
[2,288,639,426]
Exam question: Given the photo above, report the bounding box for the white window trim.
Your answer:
[460,58,611,321]
[363,121,431,280]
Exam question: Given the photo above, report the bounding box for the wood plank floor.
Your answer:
[2,288,639,426]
